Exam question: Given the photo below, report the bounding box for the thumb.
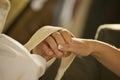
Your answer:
[58,44,73,52]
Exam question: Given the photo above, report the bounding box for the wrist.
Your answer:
[87,40,102,57]
[89,40,112,60]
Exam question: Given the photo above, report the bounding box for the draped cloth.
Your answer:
[0,0,75,79]
[40,59,61,80]
[0,1,46,80]
[0,0,10,33]
[24,26,76,80]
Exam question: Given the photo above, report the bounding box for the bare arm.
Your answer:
[90,40,120,77]
[58,38,120,76]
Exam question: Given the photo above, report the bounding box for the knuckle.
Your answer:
[60,29,68,34]
[45,36,53,43]
[52,45,57,50]
[42,43,47,49]
[52,32,60,38]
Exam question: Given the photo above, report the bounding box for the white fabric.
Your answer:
[0,0,46,80]
[0,0,10,33]
[0,0,76,80]
[25,26,76,80]
[55,53,75,80]
[0,34,46,80]
[24,26,63,51]
[4,0,29,31]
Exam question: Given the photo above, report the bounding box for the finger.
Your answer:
[41,53,54,61]
[41,42,54,56]
[52,32,68,56]
[58,43,83,56]
[52,32,65,44]
[59,29,73,44]
[40,43,54,61]
[32,43,44,55]
[63,52,71,57]
[58,44,74,52]
[44,56,54,61]
[32,42,54,60]
[45,36,63,57]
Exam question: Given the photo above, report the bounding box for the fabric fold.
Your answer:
[24,26,76,80]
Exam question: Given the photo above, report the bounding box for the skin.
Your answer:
[58,38,120,77]
[33,28,120,77]
[32,29,73,61]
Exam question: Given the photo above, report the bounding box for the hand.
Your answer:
[32,29,73,61]
[32,42,53,61]
[58,38,92,57]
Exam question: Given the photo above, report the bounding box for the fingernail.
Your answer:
[58,44,63,49]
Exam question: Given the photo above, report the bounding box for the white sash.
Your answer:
[24,26,76,80]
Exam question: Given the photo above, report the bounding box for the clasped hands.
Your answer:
[32,28,92,61]
[32,29,73,61]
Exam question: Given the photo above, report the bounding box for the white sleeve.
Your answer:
[0,35,46,80]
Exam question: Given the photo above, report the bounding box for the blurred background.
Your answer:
[3,0,120,44]
[2,0,120,80]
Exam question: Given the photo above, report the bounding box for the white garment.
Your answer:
[25,26,76,80]
[0,0,46,80]
[0,0,76,80]
[0,34,46,80]
[0,0,10,33]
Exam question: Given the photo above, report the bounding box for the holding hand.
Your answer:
[31,26,120,76]
[32,29,73,61]
[58,38,93,57]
